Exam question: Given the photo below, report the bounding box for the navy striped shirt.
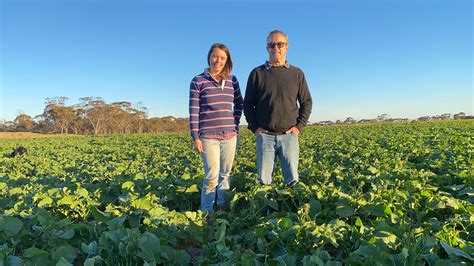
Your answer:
[189,70,243,140]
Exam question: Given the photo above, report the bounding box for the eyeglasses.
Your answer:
[267,42,286,49]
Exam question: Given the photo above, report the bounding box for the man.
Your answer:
[244,30,312,187]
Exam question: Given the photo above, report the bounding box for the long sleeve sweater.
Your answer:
[189,71,243,140]
[243,63,312,134]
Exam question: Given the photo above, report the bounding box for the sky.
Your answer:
[0,0,472,123]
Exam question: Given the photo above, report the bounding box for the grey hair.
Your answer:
[267,30,289,44]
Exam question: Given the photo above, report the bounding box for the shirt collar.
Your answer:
[265,60,290,69]
[204,68,218,82]
[204,68,228,82]
[204,68,212,78]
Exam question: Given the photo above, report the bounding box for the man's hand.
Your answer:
[285,127,300,135]
[194,139,203,153]
[255,127,266,136]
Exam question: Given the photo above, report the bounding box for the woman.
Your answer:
[189,43,243,212]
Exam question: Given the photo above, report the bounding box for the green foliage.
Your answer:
[0,120,472,264]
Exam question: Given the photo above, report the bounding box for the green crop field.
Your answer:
[1,120,473,265]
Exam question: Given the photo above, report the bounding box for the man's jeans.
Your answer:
[256,133,299,186]
[200,136,237,212]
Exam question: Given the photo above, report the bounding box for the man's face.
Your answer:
[266,33,288,63]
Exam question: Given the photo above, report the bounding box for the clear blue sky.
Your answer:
[1,0,472,123]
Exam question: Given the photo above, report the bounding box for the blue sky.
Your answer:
[1,0,472,123]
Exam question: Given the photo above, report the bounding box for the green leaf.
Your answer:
[23,247,50,265]
[81,241,99,257]
[23,247,48,259]
[309,199,322,217]
[302,255,325,266]
[9,187,23,195]
[271,254,297,266]
[266,199,279,211]
[90,207,111,223]
[440,240,473,261]
[57,195,76,207]
[138,232,161,263]
[355,217,363,227]
[106,215,126,230]
[54,228,75,239]
[160,245,174,260]
[84,256,101,266]
[444,197,459,210]
[173,250,190,266]
[55,257,72,266]
[38,196,53,208]
[367,166,379,175]
[350,245,392,264]
[149,206,168,220]
[336,204,355,218]
[278,218,293,230]
[458,188,474,197]
[121,181,135,190]
[6,256,23,266]
[421,253,440,265]
[240,249,259,265]
[75,187,89,198]
[181,173,190,180]
[185,184,199,193]
[56,218,72,228]
[364,204,385,217]
[52,245,76,264]
[132,198,153,210]
[0,217,23,237]
[373,231,398,249]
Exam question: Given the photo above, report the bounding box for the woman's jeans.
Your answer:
[256,133,299,186]
[200,136,237,212]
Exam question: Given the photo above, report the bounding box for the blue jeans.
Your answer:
[256,133,299,186]
[200,136,237,212]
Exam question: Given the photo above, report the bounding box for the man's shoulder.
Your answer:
[288,64,304,73]
[251,64,267,73]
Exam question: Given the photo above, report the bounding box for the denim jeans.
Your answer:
[200,136,237,212]
[256,133,299,186]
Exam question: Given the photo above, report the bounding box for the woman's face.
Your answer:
[209,47,227,75]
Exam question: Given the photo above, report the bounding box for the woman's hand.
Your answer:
[194,139,203,153]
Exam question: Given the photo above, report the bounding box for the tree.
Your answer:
[440,113,451,120]
[79,97,108,135]
[0,119,6,132]
[14,114,35,132]
[376,113,390,122]
[417,116,430,121]
[344,117,356,124]
[453,112,466,120]
[41,97,76,134]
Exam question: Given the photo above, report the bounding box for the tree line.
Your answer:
[0,97,188,134]
[1,97,471,134]
[314,112,472,126]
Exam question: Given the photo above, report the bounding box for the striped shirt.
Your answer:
[189,70,243,140]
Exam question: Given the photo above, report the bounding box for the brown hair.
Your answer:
[207,43,233,81]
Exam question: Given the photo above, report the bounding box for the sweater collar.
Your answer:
[204,68,229,82]
[265,60,290,69]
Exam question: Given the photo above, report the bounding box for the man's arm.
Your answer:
[295,72,313,132]
[243,70,259,133]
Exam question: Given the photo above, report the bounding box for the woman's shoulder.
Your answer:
[228,74,239,82]
[191,72,208,82]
